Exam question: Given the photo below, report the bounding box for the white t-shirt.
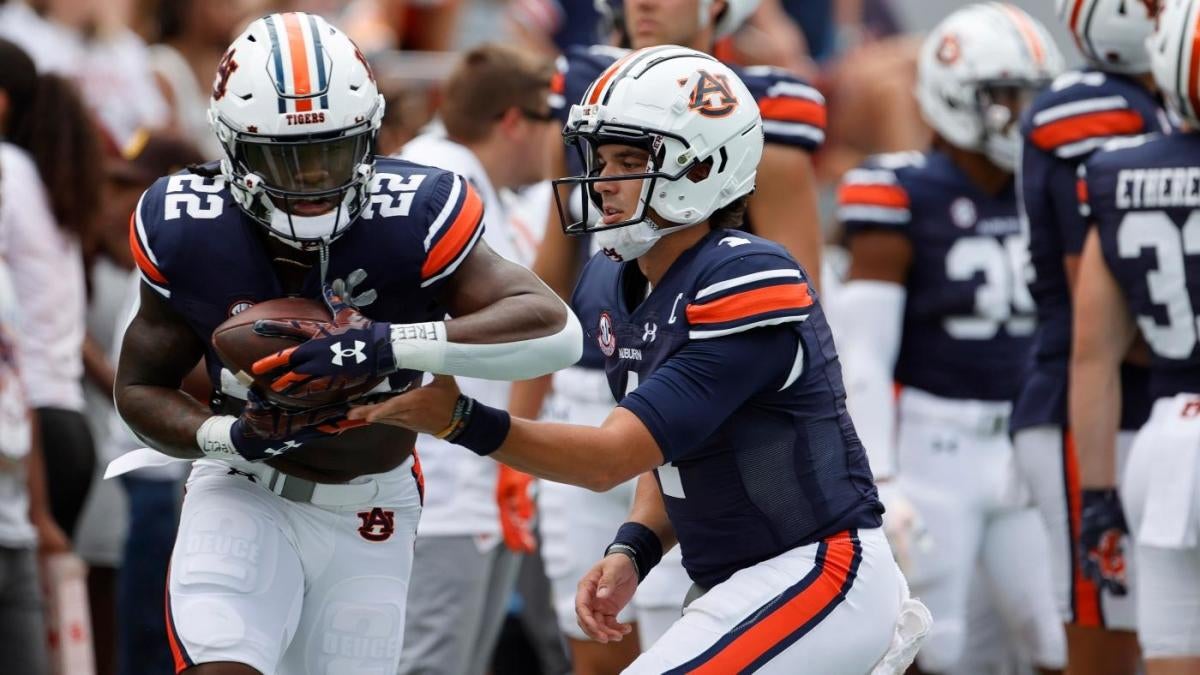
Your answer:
[0,144,86,411]
[0,256,35,548]
[398,134,542,541]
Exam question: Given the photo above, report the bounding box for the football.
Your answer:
[211,297,387,409]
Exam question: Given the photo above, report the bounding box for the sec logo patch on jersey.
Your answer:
[597,311,617,357]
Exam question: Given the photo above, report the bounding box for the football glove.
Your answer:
[212,390,366,462]
[497,466,536,553]
[1078,487,1130,597]
[251,281,396,397]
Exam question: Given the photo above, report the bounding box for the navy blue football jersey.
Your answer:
[838,150,1034,402]
[129,157,485,396]
[571,228,882,588]
[1084,132,1200,400]
[1012,70,1166,431]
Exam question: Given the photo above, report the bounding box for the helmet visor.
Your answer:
[238,132,372,195]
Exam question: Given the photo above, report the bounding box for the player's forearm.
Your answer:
[1068,355,1122,488]
[391,300,582,381]
[114,385,208,459]
[492,415,656,492]
[627,472,677,552]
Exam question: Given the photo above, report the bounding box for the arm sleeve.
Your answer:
[620,325,801,463]
[836,164,911,236]
[420,172,486,288]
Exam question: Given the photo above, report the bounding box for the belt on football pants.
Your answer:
[228,461,382,508]
[898,386,1011,436]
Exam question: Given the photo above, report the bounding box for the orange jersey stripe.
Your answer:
[283,13,313,112]
[759,97,827,128]
[686,282,812,326]
[1076,176,1089,209]
[1029,109,1144,151]
[128,213,168,285]
[422,184,484,279]
[837,183,910,209]
[688,532,856,674]
[550,70,565,96]
[1065,432,1103,626]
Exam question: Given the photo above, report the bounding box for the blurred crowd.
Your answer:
[0,0,1085,674]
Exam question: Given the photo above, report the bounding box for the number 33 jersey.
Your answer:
[128,157,485,394]
[838,150,1034,402]
[1083,132,1200,400]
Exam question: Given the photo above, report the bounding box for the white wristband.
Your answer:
[196,416,240,460]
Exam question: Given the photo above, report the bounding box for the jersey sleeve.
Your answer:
[741,66,827,152]
[550,46,621,124]
[1020,138,1092,256]
[129,179,174,298]
[836,162,911,235]
[1025,90,1148,160]
[419,172,485,288]
[685,250,813,339]
[621,325,800,462]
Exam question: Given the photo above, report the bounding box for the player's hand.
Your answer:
[348,375,460,435]
[32,511,71,557]
[497,466,536,553]
[251,282,396,398]
[575,554,637,643]
[227,390,366,461]
[1078,487,1130,596]
[878,481,930,576]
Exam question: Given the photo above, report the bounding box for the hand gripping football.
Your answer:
[211,297,387,408]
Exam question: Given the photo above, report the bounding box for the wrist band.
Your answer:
[195,416,241,460]
[435,395,472,440]
[449,397,511,456]
[605,522,663,583]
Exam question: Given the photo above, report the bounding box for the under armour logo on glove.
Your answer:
[223,390,365,462]
[252,283,397,399]
[1078,488,1130,596]
[330,341,367,366]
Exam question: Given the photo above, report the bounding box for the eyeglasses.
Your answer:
[495,107,556,123]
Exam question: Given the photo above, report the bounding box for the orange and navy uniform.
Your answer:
[1012,70,1166,437]
[571,228,881,593]
[837,150,1034,402]
[130,157,484,397]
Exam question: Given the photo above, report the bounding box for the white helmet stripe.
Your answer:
[991,2,1048,68]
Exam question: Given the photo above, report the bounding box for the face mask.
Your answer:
[983,125,1020,171]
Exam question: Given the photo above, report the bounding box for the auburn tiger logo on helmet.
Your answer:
[683,70,739,118]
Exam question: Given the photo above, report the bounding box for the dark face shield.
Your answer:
[238,132,372,200]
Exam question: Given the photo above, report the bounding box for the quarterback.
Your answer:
[112,12,580,675]
[356,47,928,674]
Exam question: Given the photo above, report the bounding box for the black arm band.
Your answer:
[449,397,511,456]
[605,521,663,583]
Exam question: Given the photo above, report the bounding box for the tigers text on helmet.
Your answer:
[554,45,763,261]
[208,12,385,250]
[1148,0,1200,128]
[916,2,1064,170]
[1056,0,1157,74]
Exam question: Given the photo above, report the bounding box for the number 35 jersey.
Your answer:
[129,157,485,395]
[838,150,1034,402]
[1084,132,1200,400]
[571,229,882,589]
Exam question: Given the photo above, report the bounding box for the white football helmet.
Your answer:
[554,45,763,261]
[1055,0,1157,74]
[1149,0,1200,128]
[916,3,1064,170]
[711,0,762,38]
[208,12,385,249]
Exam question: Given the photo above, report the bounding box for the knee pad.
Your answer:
[175,506,278,595]
[302,577,407,674]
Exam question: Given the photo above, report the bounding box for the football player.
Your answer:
[1070,1,1200,670]
[1011,2,1166,671]
[110,13,581,675]
[354,46,929,675]
[834,4,1067,673]
[513,0,829,669]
